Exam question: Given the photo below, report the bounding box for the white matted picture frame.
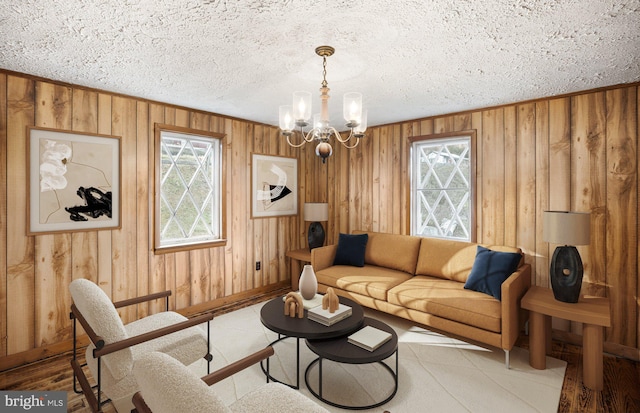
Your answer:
[251,153,298,218]
[27,126,121,235]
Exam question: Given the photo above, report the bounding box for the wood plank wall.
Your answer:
[1,70,639,368]
[309,84,640,358]
[0,72,303,369]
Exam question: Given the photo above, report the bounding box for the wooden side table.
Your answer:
[286,248,311,291]
[521,285,611,390]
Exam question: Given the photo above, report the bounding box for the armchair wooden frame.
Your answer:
[131,346,275,413]
[70,290,214,413]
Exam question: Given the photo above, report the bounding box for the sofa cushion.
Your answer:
[464,246,522,300]
[415,238,523,283]
[315,265,412,301]
[333,233,368,267]
[354,231,422,275]
[387,276,502,333]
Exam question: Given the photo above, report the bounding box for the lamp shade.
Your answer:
[304,203,329,222]
[543,211,590,246]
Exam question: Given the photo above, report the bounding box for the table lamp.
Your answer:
[304,203,328,250]
[543,211,591,303]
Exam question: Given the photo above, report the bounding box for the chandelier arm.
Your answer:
[339,135,361,149]
[286,132,314,148]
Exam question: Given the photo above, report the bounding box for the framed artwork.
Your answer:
[27,126,121,234]
[251,153,298,218]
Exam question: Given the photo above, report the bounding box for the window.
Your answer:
[410,131,476,242]
[154,124,225,252]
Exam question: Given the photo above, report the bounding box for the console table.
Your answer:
[286,248,312,291]
[521,285,611,390]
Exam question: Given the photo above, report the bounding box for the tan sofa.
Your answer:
[311,231,531,367]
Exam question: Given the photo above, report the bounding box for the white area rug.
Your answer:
[193,302,566,413]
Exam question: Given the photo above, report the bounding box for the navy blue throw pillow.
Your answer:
[333,233,369,267]
[464,246,521,301]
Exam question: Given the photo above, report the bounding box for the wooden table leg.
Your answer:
[529,311,550,369]
[582,323,604,391]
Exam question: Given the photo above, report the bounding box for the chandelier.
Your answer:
[278,46,367,163]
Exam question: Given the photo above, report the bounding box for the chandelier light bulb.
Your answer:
[279,105,294,132]
[292,91,312,123]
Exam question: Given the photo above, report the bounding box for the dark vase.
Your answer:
[550,245,583,303]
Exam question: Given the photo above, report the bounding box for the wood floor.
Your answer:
[1,300,639,413]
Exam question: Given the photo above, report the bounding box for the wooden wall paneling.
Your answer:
[571,93,607,297]
[222,118,234,297]
[231,120,247,294]
[455,113,473,132]
[480,109,505,245]
[503,106,517,247]
[336,133,350,239]
[135,101,151,316]
[97,93,113,294]
[401,122,414,235]
[535,101,550,286]
[638,86,640,350]
[147,103,166,314]
[392,124,405,235]
[605,87,637,347]
[471,112,483,242]
[371,127,381,232]
[360,126,373,231]
[0,73,7,357]
[34,82,74,348]
[6,75,35,354]
[111,96,138,322]
[252,124,264,287]
[515,104,536,274]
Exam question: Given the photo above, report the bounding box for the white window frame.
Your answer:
[153,124,226,253]
[410,130,476,242]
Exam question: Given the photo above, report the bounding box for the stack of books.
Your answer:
[307,303,352,326]
[348,325,393,351]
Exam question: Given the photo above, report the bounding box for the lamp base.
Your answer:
[550,245,583,303]
[308,222,325,251]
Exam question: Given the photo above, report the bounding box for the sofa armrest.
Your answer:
[311,245,338,271]
[500,263,531,351]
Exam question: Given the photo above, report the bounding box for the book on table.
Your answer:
[307,303,352,326]
[348,325,393,351]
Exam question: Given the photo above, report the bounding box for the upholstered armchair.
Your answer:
[69,278,213,413]
[131,348,329,413]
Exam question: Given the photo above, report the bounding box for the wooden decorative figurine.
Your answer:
[284,292,304,318]
[322,287,339,313]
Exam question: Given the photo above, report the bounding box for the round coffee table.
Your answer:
[260,295,364,389]
[304,317,398,410]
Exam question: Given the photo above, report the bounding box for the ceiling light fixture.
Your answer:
[278,46,367,163]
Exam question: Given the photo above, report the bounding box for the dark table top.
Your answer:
[306,317,398,364]
[260,295,364,340]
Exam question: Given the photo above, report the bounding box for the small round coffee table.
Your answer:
[304,317,399,410]
[260,295,364,389]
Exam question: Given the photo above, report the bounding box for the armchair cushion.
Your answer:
[134,351,229,413]
[69,278,133,381]
[134,352,329,413]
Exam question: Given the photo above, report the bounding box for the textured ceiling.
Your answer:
[1,0,639,128]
